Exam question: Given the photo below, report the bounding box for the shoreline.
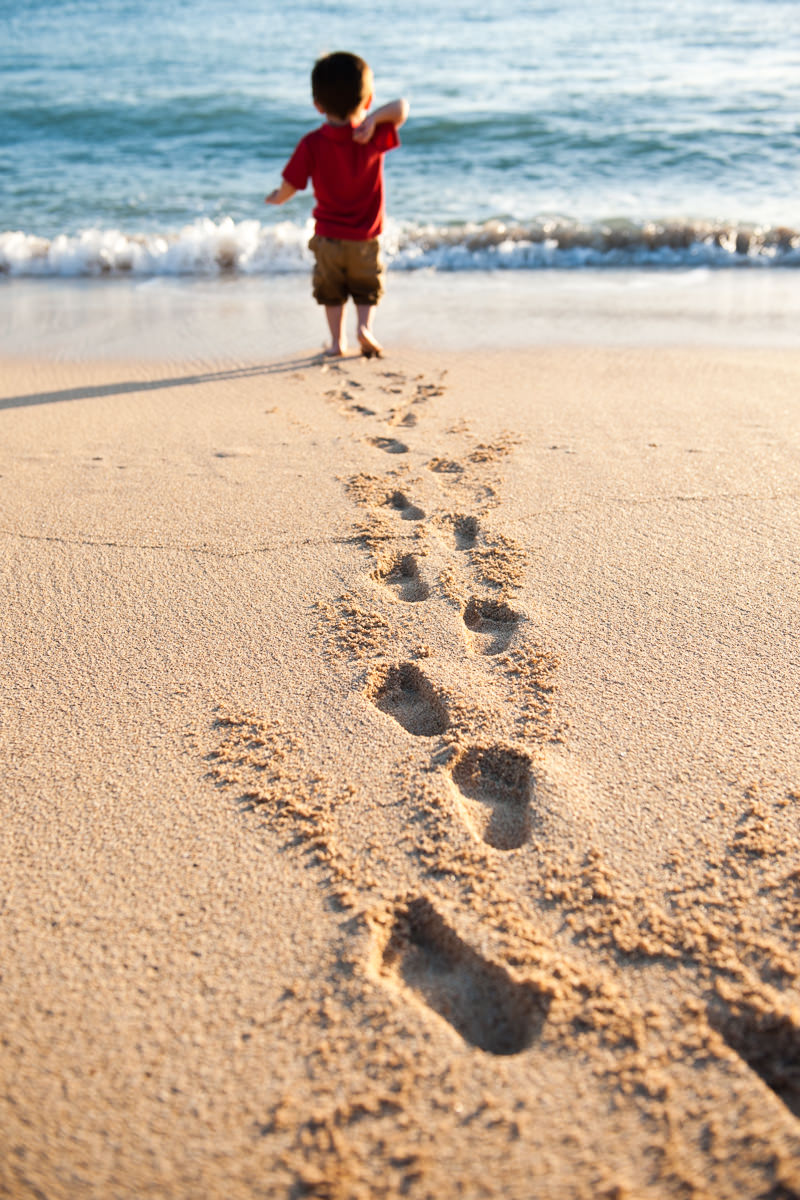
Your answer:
[2,267,800,363]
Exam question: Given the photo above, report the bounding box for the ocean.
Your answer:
[2,0,799,277]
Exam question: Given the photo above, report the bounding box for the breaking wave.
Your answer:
[2,215,799,278]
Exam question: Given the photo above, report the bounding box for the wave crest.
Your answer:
[0,218,311,278]
[386,217,800,270]
[2,216,799,278]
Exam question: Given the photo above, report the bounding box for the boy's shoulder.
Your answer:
[284,120,398,186]
[290,123,345,155]
[302,122,399,150]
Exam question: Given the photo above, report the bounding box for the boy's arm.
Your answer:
[353,98,409,145]
[265,178,298,205]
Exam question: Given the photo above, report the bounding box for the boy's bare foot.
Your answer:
[323,342,347,358]
[358,326,383,359]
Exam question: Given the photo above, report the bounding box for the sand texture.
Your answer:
[2,344,800,1199]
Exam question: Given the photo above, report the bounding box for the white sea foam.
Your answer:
[0,218,314,278]
[1,217,799,279]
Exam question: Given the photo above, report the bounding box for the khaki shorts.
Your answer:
[309,235,385,307]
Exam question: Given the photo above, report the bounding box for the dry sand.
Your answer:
[2,291,800,1198]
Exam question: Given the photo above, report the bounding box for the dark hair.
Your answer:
[311,52,372,121]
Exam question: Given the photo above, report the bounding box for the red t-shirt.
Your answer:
[282,122,400,241]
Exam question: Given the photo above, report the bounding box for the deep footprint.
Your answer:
[436,513,478,550]
[370,436,409,455]
[344,402,377,417]
[427,457,464,477]
[452,515,478,550]
[366,663,449,736]
[379,897,551,1055]
[386,490,425,521]
[373,553,430,603]
[463,596,520,655]
[709,998,800,1119]
[449,745,534,849]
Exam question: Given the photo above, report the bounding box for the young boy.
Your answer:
[266,52,408,358]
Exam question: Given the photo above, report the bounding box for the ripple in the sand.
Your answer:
[372,553,430,603]
[449,745,534,850]
[366,663,449,737]
[463,596,520,655]
[377,897,550,1055]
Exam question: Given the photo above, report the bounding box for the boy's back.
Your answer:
[282,120,399,241]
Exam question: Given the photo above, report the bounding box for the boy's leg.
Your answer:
[324,304,347,357]
[356,303,383,359]
[345,239,385,358]
[309,236,348,356]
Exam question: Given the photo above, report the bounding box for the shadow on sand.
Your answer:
[0,356,325,413]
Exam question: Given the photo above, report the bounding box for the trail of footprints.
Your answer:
[317,363,800,1152]
[328,364,560,1053]
[207,359,800,1190]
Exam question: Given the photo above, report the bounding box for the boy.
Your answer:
[266,52,408,358]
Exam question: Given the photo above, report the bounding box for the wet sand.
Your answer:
[2,281,800,1198]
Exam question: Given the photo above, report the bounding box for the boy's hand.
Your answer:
[354,98,409,144]
[352,114,376,144]
[265,180,297,205]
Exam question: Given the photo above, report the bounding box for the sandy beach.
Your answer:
[2,277,800,1199]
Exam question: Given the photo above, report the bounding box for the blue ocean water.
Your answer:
[2,0,799,275]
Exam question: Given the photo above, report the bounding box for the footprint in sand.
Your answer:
[708,997,800,1119]
[370,436,409,455]
[385,490,425,522]
[344,402,378,417]
[427,456,464,479]
[448,745,534,850]
[326,386,377,417]
[435,513,478,551]
[373,554,430,603]
[451,515,478,550]
[463,597,520,656]
[376,897,551,1055]
[389,409,418,429]
[380,371,407,388]
[366,663,449,736]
